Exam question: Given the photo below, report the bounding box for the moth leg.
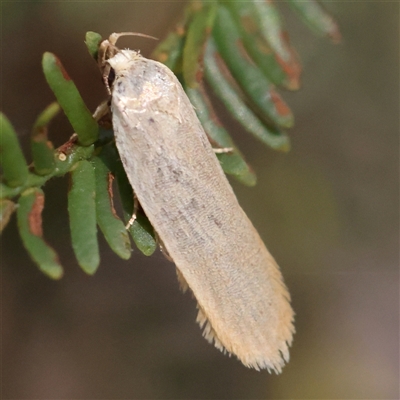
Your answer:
[125,194,139,229]
[103,64,113,94]
[213,147,234,154]
[97,39,117,94]
[97,36,121,94]
[93,100,110,121]
[156,232,174,262]
[204,135,234,154]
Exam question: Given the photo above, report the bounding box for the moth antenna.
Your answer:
[108,32,158,46]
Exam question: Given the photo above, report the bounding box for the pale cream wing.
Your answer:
[109,54,294,372]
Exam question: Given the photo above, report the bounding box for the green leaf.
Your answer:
[183,1,217,87]
[287,0,341,43]
[205,39,290,152]
[54,142,95,176]
[152,4,195,72]
[33,102,60,130]
[85,31,103,60]
[185,84,257,186]
[0,113,29,187]
[0,141,94,200]
[212,5,294,129]
[130,212,157,257]
[42,52,98,146]
[224,1,300,90]
[153,30,186,71]
[93,152,131,260]
[0,198,16,232]
[31,102,59,176]
[68,160,99,274]
[17,188,63,279]
[250,0,291,63]
[114,160,157,256]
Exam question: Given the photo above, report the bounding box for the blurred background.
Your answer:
[1,1,398,399]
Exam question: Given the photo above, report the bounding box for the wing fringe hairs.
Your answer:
[176,266,294,372]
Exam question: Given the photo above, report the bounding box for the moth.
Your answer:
[98,33,294,372]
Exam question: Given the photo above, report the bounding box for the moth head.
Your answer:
[98,32,158,94]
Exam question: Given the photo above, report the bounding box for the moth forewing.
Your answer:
[102,36,295,372]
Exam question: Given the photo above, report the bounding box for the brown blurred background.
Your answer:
[1,2,398,399]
